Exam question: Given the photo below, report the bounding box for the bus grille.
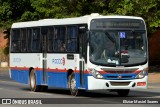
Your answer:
[105,71,135,74]
[110,82,130,86]
[106,75,133,79]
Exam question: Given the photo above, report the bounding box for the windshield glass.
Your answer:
[89,30,147,66]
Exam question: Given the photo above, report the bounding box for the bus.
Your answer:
[9,13,148,96]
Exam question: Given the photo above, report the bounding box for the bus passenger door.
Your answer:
[79,59,85,87]
[79,28,87,88]
[41,28,48,84]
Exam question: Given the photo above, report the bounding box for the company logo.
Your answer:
[118,75,122,79]
[62,57,65,66]
[13,58,21,62]
[52,57,65,66]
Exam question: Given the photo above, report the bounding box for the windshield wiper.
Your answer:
[105,32,116,43]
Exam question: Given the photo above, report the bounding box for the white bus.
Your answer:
[9,13,148,96]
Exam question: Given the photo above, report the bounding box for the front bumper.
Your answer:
[87,76,148,90]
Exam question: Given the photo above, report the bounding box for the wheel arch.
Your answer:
[29,67,34,76]
[67,69,74,79]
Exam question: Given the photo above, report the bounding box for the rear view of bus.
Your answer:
[88,16,148,96]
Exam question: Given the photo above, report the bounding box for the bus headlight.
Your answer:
[136,70,147,79]
[88,68,103,79]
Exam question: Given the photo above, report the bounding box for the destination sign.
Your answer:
[96,21,140,28]
[90,18,145,30]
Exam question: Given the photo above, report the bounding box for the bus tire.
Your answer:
[68,72,79,96]
[29,70,40,92]
[40,86,48,92]
[117,89,130,97]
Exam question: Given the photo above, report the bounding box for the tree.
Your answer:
[0,0,34,29]
[107,0,160,34]
[0,0,160,57]
[0,0,34,57]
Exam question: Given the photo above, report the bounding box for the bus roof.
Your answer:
[11,13,144,28]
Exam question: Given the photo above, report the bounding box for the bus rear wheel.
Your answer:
[30,70,40,92]
[68,72,79,96]
[117,89,130,97]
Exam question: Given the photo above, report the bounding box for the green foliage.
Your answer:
[0,0,34,29]
[30,0,74,18]
[0,2,12,21]
[108,0,160,33]
[21,11,39,21]
[0,0,159,30]
[0,0,160,56]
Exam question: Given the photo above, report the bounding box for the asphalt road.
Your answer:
[0,70,160,107]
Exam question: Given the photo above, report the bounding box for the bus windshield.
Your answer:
[89,30,147,67]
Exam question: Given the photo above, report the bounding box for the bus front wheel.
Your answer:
[117,89,130,97]
[68,72,78,96]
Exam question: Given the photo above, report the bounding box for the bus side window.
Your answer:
[47,27,54,52]
[54,27,66,52]
[67,26,77,52]
[11,29,20,52]
[60,27,66,52]
[54,27,60,52]
[21,29,27,52]
[32,28,40,52]
[27,29,32,52]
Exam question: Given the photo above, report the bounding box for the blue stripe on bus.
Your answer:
[10,69,143,90]
[10,69,88,90]
[47,72,68,88]
[11,70,29,84]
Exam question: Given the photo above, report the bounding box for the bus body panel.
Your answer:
[10,53,42,68]
[46,54,81,88]
[10,53,42,85]
[10,69,29,84]
[47,72,68,88]
[10,53,83,89]
[9,13,148,93]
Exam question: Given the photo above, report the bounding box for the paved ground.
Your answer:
[0,68,160,91]
[0,68,160,107]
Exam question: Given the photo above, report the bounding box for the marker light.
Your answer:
[137,82,146,86]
